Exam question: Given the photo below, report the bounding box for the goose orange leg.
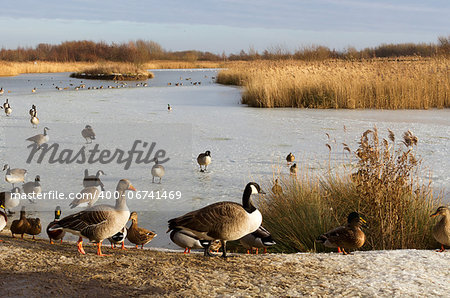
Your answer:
[120,242,127,250]
[77,237,86,255]
[337,247,342,254]
[96,241,110,256]
[50,239,54,244]
[437,245,445,252]
[264,248,267,254]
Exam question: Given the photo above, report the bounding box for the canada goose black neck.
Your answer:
[242,184,257,213]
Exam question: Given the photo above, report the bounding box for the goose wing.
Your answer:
[252,226,271,238]
[168,201,247,238]
[26,134,43,143]
[69,186,100,208]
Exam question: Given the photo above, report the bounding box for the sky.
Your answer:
[0,0,448,53]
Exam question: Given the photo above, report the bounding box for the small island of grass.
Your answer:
[70,64,154,81]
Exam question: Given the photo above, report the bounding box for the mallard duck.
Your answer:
[290,163,298,176]
[26,127,50,149]
[286,152,295,164]
[46,206,65,244]
[169,228,221,254]
[240,226,276,254]
[83,169,105,190]
[3,164,27,188]
[126,211,157,249]
[168,182,265,258]
[10,206,41,239]
[69,185,102,209]
[48,179,135,256]
[0,204,7,241]
[151,158,165,183]
[197,150,211,172]
[108,227,127,249]
[22,175,41,202]
[431,206,450,252]
[0,187,21,212]
[271,178,283,195]
[316,211,366,255]
[81,125,96,144]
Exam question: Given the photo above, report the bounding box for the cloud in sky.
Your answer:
[1,0,448,52]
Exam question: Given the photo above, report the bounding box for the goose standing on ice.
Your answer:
[26,127,50,149]
[29,104,37,117]
[30,108,39,128]
[240,226,276,254]
[316,211,367,255]
[48,179,136,256]
[168,182,265,258]
[83,169,106,190]
[431,206,450,252]
[22,175,42,203]
[3,164,27,188]
[197,150,211,172]
[151,158,165,183]
[170,228,221,254]
[46,206,65,244]
[81,125,96,144]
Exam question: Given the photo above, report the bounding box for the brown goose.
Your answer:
[431,206,450,252]
[126,212,157,249]
[197,150,211,172]
[81,125,96,144]
[48,179,135,256]
[168,182,265,258]
[316,212,366,255]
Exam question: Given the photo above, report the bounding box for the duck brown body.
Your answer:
[126,212,157,248]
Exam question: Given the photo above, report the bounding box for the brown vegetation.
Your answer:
[217,58,450,109]
[259,128,440,253]
[70,64,154,81]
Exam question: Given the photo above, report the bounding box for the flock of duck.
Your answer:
[0,98,449,258]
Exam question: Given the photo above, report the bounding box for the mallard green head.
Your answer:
[54,206,62,220]
[348,212,367,227]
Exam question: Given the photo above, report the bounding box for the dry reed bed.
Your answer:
[259,128,441,253]
[217,59,450,109]
[71,64,154,80]
[0,60,224,77]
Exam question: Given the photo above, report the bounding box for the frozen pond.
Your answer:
[0,69,449,249]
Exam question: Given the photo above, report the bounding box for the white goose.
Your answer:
[26,127,50,149]
[168,182,265,258]
[48,179,135,256]
[3,164,27,188]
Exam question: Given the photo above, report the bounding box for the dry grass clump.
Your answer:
[71,63,154,80]
[217,59,450,109]
[259,128,440,253]
[0,61,95,76]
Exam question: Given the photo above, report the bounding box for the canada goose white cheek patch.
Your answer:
[250,185,258,194]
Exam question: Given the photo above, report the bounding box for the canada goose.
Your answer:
[83,169,105,190]
[286,152,295,164]
[240,226,276,254]
[0,187,21,212]
[0,88,4,95]
[316,212,367,255]
[108,227,127,249]
[197,150,211,172]
[431,206,450,252]
[26,127,50,149]
[81,125,96,144]
[167,104,172,111]
[3,98,10,109]
[170,228,221,254]
[22,175,41,202]
[126,211,157,249]
[10,206,41,239]
[0,205,7,237]
[168,182,265,258]
[151,158,165,183]
[69,185,102,209]
[46,206,65,244]
[30,110,39,128]
[3,164,27,188]
[48,179,136,256]
[271,179,283,195]
[4,106,12,116]
[290,163,298,176]
[29,104,36,117]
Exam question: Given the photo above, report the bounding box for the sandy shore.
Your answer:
[0,231,449,297]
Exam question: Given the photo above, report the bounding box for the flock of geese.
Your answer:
[1,99,449,258]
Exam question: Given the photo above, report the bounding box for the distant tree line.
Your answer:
[0,36,448,63]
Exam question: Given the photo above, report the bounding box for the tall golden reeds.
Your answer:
[217,59,450,109]
[258,128,440,253]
